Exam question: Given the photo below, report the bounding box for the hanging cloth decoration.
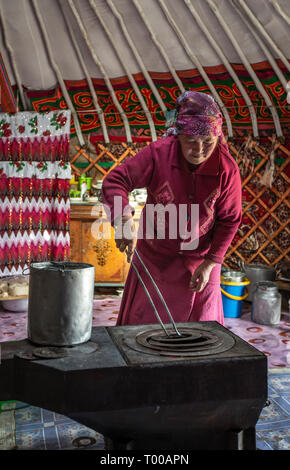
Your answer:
[260,136,277,188]
[237,135,255,177]
[0,110,71,276]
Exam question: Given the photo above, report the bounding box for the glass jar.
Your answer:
[251,281,281,325]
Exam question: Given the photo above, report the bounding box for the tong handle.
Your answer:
[132,249,182,337]
[130,260,171,337]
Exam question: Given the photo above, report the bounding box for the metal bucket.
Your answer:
[220,271,249,318]
[239,262,276,302]
[27,262,95,346]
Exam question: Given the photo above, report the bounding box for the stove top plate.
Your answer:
[107,321,252,365]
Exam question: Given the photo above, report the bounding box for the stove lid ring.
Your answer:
[123,326,235,359]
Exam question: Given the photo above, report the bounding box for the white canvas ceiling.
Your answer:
[1,0,289,89]
[0,0,289,142]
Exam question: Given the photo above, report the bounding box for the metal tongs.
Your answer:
[128,249,182,338]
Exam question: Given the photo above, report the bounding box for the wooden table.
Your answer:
[70,201,143,286]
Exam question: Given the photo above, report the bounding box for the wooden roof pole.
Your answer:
[89,0,157,142]
[58,0,110,144]
[158,0,233,138]
[32,0,85,145]
[236,0,290,73]
[206,0,283,137]
[105,0,167,115]
[269,0,290,27]
[67,0,132,143]
[184,0,259,138]
[131,0,185,93]
[231,0,288,92]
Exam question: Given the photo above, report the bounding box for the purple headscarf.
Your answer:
[166,91,223,137]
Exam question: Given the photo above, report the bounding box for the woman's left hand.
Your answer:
[189,259,217,292]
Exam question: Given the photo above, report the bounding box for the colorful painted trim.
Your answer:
[25,61,290,138]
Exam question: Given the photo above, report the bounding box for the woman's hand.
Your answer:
[189,259,217,292]
[115,215,136,263]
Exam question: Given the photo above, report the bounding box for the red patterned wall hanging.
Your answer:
[0,111,71,276]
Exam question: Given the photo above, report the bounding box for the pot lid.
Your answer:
[30,261,94,271]
[246,263,276,271]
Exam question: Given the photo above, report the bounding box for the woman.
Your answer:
[101,91,242,326]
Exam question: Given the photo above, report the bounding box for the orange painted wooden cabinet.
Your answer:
[69,203,141,285]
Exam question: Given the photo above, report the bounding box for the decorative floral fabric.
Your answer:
[166,90,223,137]
[0,111,71,276]
[0,111,70,138]
[0,161,71,179]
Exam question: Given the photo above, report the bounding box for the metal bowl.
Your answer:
[1,298,29,312]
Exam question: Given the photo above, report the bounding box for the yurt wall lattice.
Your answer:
[69,135,290,270]
[1,0,289,272]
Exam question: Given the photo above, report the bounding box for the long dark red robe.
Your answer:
[102,136,242,326]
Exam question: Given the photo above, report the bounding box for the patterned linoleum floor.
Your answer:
[0,296,289,450]
[0,370,289,451]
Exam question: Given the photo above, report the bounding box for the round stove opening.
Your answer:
[124,326,236,358]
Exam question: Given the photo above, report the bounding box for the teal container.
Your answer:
[221,271,250,318]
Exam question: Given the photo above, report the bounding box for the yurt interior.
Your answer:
[0,0,289,454]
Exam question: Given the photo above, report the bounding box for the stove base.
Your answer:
[103,427,256,450]
[68,397,260,451]
[0,323,267,451]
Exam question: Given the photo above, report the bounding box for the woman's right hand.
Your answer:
[114,215,136,263]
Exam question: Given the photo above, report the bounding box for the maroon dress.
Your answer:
[101,136,242,326]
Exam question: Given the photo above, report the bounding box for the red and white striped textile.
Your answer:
[0,111,71,276]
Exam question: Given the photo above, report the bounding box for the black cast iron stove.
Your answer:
[0,321,267,450]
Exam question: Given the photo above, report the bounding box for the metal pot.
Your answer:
[27,261,95,346]
[251,281,281,325]
[238,262,276,302]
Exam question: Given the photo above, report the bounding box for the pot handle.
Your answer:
[220,287,248,301]
[22,267,30,276]
[238,259,245,272]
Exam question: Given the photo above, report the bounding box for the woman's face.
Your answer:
[178,134,218,165]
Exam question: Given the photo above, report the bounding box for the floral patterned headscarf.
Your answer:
[166,91,223,137]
